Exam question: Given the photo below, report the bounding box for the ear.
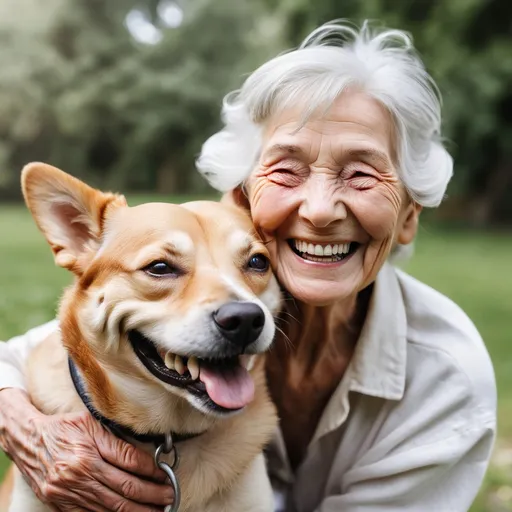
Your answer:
[21,162,127,274]
[397,200,422,245]
[220,185,251,214]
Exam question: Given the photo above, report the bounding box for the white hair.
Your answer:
[196,20,454,260]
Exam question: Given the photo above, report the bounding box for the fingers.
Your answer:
[5,407,170,511]
[94,428,167,482]
[37,478,166,512]
[31,477,103,512]
[96,460,174,506]
[94,484,166,512]
[73,481,166,512]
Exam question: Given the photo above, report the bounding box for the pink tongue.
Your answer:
[199,363,254,410]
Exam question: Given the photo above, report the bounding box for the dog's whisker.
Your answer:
[274,325,293,350]
[279,309,300,322]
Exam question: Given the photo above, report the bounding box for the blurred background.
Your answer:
[0,0,510,510]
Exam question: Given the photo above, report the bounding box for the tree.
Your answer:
[0,0,285,198]
[0,0,510,226]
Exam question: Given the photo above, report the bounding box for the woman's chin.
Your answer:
[280,277,360,306]
[276,243,364,305]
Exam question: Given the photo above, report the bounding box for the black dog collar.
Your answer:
[68,357,201,447]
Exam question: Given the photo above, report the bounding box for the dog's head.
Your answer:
[22,163,281,422]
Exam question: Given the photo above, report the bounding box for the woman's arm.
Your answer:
[0,320,58,391]
[0,324,174,511]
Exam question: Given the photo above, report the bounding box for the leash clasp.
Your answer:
[154,432,181,512]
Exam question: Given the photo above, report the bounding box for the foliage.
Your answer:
[0,0,510,225]
[0,0,284,196]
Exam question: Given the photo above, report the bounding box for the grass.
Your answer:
[0,198,511,511]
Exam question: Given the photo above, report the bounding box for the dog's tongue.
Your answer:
[199,362,254,410]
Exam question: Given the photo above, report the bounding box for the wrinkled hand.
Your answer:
[0,389,173,511]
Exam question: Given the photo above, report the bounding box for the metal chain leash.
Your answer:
[154,432,181,512]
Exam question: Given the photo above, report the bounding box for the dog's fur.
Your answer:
[1,163,281,512]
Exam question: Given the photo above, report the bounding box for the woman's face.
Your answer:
[246,90,421,306]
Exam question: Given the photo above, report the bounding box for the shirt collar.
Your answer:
[312,261,408,441]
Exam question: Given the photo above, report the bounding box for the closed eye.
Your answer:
[268,169,304,188]
[350,171,378,190]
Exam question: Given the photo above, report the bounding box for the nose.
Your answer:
[299,175,347,227]
[213,301,265,350]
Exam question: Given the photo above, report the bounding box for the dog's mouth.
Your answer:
[128,330,254,413]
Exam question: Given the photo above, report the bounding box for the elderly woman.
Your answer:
[0,21,497,512]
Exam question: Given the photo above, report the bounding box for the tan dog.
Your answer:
[2,163,281,512]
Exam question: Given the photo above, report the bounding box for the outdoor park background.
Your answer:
[0,0,511,510]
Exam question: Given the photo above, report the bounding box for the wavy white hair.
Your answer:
[196,20,453,259]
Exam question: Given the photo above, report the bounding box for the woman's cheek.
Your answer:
[250,181,296,232]
[354,185,403,241]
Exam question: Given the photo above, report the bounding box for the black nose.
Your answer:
[213,301,265,350]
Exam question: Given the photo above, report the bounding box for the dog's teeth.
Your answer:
[175,355,186,375]
[239,354,255,370]
[188,356,200,380]
[164,352,175,370]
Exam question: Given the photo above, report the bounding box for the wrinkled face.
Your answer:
[246,90,420,305]
[74,201,281,416]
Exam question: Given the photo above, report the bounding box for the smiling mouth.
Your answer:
[128,330,254,413]
[288,239,360,262]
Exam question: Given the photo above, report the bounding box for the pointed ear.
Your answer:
[21,162,127,274]
[397,200,423,245]
[220,185,251,215]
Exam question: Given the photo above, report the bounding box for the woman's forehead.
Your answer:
[261,90,396,164]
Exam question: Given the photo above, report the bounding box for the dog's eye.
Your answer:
[247,253,270,272]
[143,261,178,277]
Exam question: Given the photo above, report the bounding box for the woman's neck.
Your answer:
[278,289,370,386]
[266,286,372,470]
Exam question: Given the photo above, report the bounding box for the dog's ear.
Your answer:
[21,162,127,274]
[220,186,251,215]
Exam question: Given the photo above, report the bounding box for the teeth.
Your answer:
[164,352,175,370]
[239,354,255,370]
[188,356,200,380]
[175,355,186,375]
[294,239,352,257]
[162,352,201,380]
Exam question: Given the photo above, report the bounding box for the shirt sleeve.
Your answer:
[0,320,59,391]
[315,420,495,511]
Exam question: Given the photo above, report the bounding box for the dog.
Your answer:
[1,163,281,511]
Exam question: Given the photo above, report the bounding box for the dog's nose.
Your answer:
[213,301,265,350]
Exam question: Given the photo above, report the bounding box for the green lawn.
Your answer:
[0,199,511,511]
